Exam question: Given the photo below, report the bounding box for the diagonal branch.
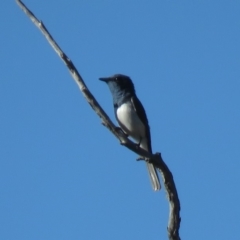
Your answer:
[15,1,181,239]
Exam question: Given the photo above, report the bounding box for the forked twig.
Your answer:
[16,1,181,239]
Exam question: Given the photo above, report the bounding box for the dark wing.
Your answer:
[131,96,152,153]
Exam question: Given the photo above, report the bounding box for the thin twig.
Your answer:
[16,1,181,239]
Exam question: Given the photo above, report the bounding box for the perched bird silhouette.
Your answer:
[99,74,160,191]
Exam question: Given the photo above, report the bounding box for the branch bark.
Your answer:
[16,1,181,239]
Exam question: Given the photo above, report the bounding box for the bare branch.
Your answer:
[16,1,181,239]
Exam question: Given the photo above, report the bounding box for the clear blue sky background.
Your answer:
[1,1,240,239]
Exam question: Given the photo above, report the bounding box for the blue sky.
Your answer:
[1,1,240,239]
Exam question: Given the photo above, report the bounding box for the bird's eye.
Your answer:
[115,77,118,82]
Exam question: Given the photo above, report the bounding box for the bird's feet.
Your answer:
[115,127,128,137]
[136,137,142,148]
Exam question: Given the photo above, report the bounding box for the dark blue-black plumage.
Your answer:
[99,74,160,191]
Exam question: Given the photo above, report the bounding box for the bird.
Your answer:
[99,74,161,191]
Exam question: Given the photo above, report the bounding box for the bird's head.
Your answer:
[99,74,135,97]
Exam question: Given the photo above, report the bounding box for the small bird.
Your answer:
[99,74,160,191]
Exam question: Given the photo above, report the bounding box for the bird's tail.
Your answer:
[146,162,161,191]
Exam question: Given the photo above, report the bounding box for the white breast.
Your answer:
[116,102,146,143]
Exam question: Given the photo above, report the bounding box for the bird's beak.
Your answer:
[99,77,110,83]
